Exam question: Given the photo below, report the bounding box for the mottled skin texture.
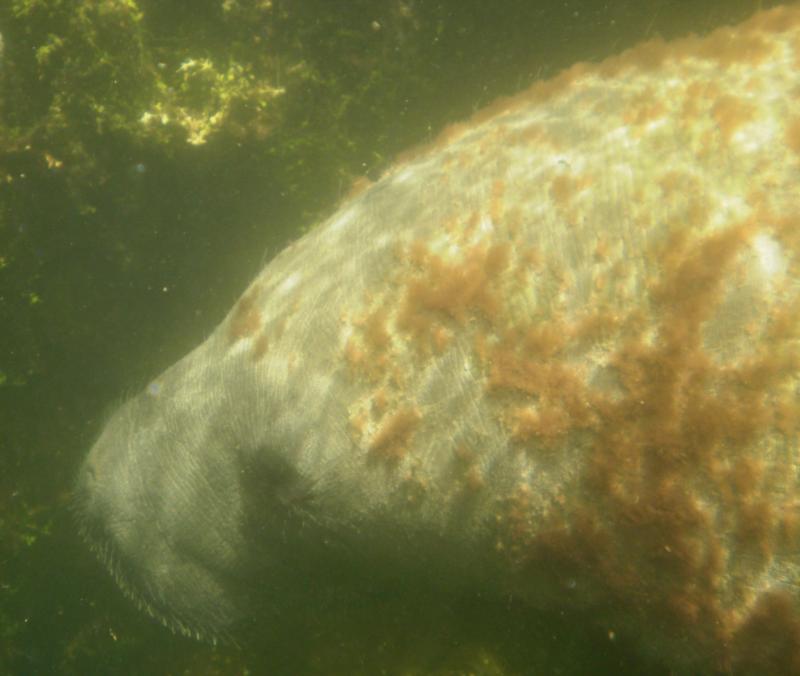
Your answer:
[76,5,800,672]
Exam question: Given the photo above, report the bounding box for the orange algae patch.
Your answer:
[490,180,506,223]
[728,456,764,498]
[752,4,800,33]
[251,332,269,360]
[451,445,485,492]
[650,221,752,325]
[549,174,576,206]
[777,501,800,553]
[343,304,397,382]
[771,214,800,267]
[462,465,485,491]
[371,387,388,416]
[369,407,422,464]
[487,347,563,397]
[489,351,595,433]
[344,336,366,369]
[732,592,800,675]
[787,118,800,157]
[573,310,619,344]
[710,95,755,143]
[397,240,510,351]
[511,404,572,448]
[485,316,602,452]
[345,175,375,200]
[679,80,721,131]
[363,307,391,352]
[228,284,262,342]
[694,29,774,67]
[735,498,776,562]
[623,88,667,128]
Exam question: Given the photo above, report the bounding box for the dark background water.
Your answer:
[0,1,786,674]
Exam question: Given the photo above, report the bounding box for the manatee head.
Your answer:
[73,368,253,642]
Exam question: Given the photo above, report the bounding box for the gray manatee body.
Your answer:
[76,6,800,671]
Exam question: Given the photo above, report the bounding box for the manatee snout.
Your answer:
[74,388,252,641]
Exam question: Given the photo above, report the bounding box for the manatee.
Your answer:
[75,5,800,672]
